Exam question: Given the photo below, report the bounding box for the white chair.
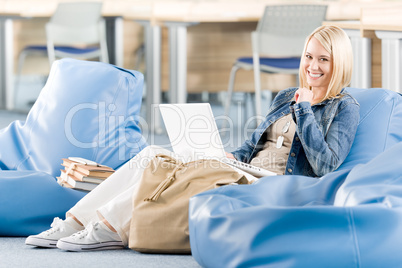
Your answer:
[45,1,108,65]
[14,1,108,109]
[224,5,328,125]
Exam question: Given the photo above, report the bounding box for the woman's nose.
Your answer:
[310,59,319,70]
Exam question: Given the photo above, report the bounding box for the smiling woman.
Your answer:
[231,25,359,177]
[298,25,353,103]
[300,37,333,103]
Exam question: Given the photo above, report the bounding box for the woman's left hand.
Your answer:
[226,152,235,159]
[295,87,314,104]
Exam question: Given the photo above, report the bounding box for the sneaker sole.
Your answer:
[25,237,58,248]
[57,240,124,252]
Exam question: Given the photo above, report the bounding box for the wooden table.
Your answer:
[152,1,266,105]
[124,1,338,132]
[3,1,380,130]
[124,1,266,132]
[125,1,274,132]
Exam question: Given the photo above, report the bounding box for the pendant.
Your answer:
[276,135,284,149]
[282,121,291,133]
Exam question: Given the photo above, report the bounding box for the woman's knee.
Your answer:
[127,145,170,167]
[143,145,171,156]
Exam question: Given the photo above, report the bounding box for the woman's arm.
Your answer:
[293,100,360,176]
[230,139,256,162]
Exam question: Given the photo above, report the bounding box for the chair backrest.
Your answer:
[45,1,108,64]
[337,87,402,171]
[253,5,328,57]
[46,1,104,45]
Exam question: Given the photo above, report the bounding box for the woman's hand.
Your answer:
[226,152,235,159]
[295,87,314,104]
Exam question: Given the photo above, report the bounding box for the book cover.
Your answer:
[57,175,98,191]
[61,158,114,176]
[60,169,106,183]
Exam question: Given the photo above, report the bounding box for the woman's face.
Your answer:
[302,37,333,92]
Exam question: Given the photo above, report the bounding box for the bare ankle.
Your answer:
[69,215,83,226]
[102,219,117,233]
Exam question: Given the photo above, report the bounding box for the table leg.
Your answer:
[376,31,402,93]
[0,18,14,110]
[105,16,124,67]
[165,22,197,104]
[137,20,162,133]
[344,29,372,89]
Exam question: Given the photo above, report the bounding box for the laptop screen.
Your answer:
[159,103,226,162]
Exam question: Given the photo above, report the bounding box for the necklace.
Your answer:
[276,121,291,149]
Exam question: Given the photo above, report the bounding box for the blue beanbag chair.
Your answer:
[338,87,402,171]
[0,58,147,236]
[189,88,402,267]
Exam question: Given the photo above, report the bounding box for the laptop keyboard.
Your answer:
[223,158,277,177]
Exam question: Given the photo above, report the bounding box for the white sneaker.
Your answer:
[25,217,84,248]
[56,221,124,251]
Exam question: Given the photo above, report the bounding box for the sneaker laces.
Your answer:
[72,222,99,240]
[42,217,65,236]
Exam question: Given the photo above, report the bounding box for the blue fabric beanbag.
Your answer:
[338,87,402,170]
[0,58,147,236]
[189,88,402,268]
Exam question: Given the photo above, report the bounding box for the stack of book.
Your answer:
[57,157,115,191]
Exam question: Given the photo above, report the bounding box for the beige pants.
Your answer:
[68,145,175,246]
[67,145,256,246]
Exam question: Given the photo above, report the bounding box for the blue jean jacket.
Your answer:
[231,87,360,177]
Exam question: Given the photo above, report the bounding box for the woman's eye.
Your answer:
[306,55,312,59]
[320,58,329,62]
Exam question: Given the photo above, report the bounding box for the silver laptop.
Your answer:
[159,103,276,177]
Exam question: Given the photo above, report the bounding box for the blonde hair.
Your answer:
[298,25,353,102]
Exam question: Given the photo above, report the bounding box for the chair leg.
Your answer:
[266,90,273,107]
[99,19,109,64]
[252,52,263,125]
[244,93,253,126]
[100,42,109,64]
[14,50,29,109]
[46,35,56,66]
[222,64,241,131]
[134,43,145,71]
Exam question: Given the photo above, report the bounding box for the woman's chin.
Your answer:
[306,80,321,88]
[306,81,315,88]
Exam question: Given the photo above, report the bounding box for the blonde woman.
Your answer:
[26,25,359,251]
[229,25,358,177]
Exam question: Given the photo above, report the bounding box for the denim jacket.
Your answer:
[231,87,360,177]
